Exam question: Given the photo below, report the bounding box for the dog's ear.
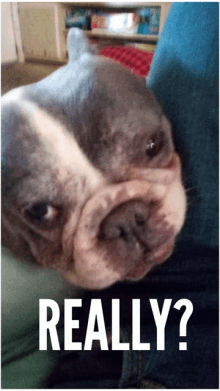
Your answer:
[67,28,92,63]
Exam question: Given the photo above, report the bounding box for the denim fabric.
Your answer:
[147,2,219,250]
[52,3,219,389]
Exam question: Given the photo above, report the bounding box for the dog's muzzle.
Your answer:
[65,153,186,289]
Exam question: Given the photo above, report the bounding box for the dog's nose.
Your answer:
[100,200,150,246]
[100,199,173,254]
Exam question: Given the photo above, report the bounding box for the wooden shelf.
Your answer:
[62,2,162,12]
[86,30,158,44]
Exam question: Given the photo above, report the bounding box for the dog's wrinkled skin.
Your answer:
[1,29,186,290]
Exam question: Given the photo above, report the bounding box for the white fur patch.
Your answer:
[161,179,187,233]
[2,86,24,104]
[16,98,105,192]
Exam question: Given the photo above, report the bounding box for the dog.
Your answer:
[1,29,186,290]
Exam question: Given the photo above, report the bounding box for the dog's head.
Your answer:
[1,29,186,290]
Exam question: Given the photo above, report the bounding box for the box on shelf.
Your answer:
[91,11,139,35]
[65,9,91,30]
[137,7,161,35]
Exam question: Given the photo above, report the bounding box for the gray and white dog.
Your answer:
[1,29,186,290]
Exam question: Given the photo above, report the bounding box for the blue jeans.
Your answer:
[52,3,219,388]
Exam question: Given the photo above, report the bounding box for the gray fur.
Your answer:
[1,29,185,289]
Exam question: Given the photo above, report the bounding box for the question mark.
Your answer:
[174,299,193,350]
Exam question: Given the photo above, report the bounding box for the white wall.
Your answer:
[1,3,17,64]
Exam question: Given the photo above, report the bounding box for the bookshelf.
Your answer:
[63,2,171,46]
[18,2,171,63]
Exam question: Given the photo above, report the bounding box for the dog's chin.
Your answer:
[63,235,175,290]
[124,237,175,282]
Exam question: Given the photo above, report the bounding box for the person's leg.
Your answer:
[148,2,218,249]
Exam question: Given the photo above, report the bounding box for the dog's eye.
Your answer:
[25,203,57,222]
[146,132,163,158]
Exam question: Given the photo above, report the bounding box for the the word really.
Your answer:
[39,298,193,351]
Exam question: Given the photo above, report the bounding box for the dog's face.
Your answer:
[1,29,186,290]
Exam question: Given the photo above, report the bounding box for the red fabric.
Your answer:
[99,45,154,77]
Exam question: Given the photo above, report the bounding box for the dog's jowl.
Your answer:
[1,28,186,289]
